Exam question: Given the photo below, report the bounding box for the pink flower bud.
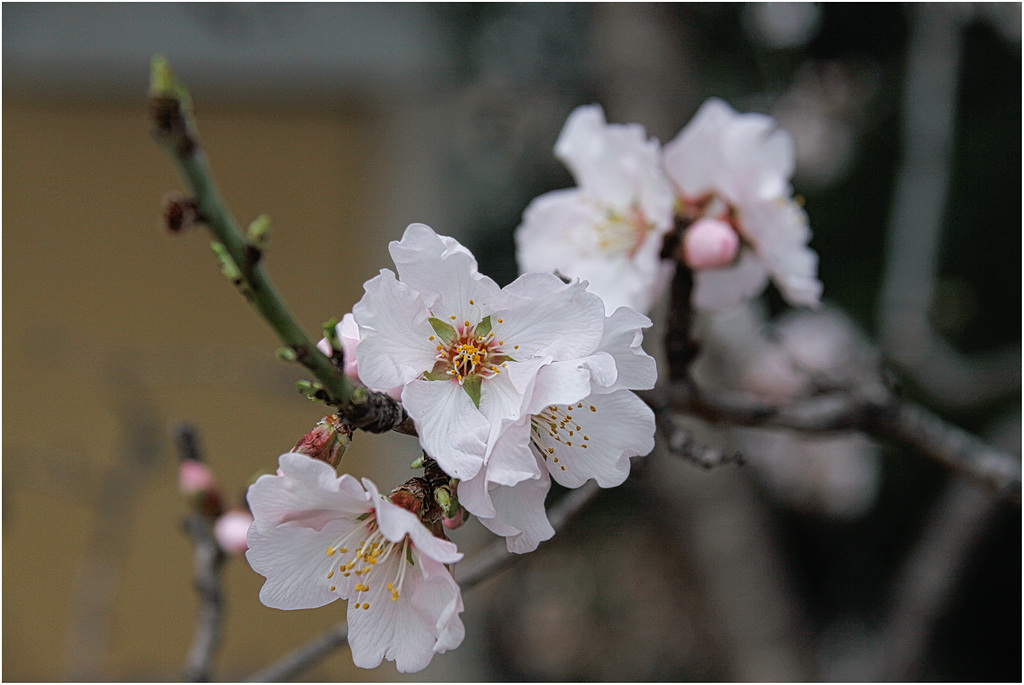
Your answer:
[682,217,740,269]
[442,508,466,530]
[179,459,217,496]
[214,509,254,555]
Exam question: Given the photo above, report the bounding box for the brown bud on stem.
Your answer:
[163,192,202,234]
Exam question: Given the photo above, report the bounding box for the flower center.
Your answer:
[530,401,596,472]
[594,205,651,258]
[423,312,516,408]
[325,512,413,609]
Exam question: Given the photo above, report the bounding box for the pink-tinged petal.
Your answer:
[246,454,368,528]
[246,514,353,610]
[537,390,655,489]
[692,249,770,311]
[495,273,605,361]
[597,306,658,392]
[416,554,465,655]
[353,270,437,389]
[365,479,462,565]
[481,468,554,554]
[402,379,488,480]
[214,509,253,555]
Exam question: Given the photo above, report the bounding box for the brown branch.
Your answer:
[245,480,603,682]
[645,381,1021,503]
[182,513,226,682]
[174,423,227,682]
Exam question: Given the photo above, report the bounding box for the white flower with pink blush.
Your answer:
[352,223,606,483]
[515,105,676,314]
[246,452,464,673]
[663,97,823,310]
[458,306,658,553]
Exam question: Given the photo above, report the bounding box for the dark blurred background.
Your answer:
[3,3,1020,681]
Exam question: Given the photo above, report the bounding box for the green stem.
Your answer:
[148,56,410,433]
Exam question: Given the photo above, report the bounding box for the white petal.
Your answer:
[460,419,538,520]
[596,306,658,391]
[664,98,737,198]
[737,198,822,308]
[246,515,352,610]
[353,270,437,389]
[525,358,605,415]
[554,104,673,213]
[537,390,655,489]
[494,273,605,361]
[402,379,488,480]
[482,467,554,554]
[515,188,606,275]
[389,224,502,321]
[346,548,464,673]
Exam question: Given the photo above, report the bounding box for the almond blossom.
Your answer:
[246,452,465,673]
[663,97,823,310]
[352,223,607,483]
[458,306,658,553]
[515,105,676,314]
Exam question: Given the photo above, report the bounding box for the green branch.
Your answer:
[148,56,410,434]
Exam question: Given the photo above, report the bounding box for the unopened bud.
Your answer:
[214,508,254,555]
[442,506,468,530]
[682,217,740,270]
[292,414,352,468]
[179,459,216,495]
[178,459,223,518]
[163,192,201,234]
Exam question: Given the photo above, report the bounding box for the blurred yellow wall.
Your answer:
[2,98,431,680]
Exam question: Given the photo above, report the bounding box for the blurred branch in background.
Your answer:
[827,478,1000,680]
[64,368,165,680]
[878,3,1021,408]
[174,423,227,682]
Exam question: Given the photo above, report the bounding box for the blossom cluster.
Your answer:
[516,98,823,313]
[247,224,656,672]
[244,97,821,674]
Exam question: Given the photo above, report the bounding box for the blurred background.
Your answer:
[3,3,1020,681]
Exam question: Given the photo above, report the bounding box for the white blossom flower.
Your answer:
[457,306,658,553]
[515,105,676,314]
[246,452,465,673]
[352,223,606,482]
[663,97,823,310]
